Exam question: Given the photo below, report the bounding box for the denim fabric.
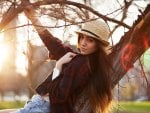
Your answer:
[11,94,50,113]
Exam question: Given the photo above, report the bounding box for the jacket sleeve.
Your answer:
[35,73,53,95]
[24,7,73,60]
[38,30,73,60]
[48,55,90,104]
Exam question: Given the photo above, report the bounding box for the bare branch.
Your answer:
[31,0,131,28]
[0,0,131,31]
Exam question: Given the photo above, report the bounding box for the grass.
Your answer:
[113,101,150,113]
[0,101,25,109]
[0,101,150,113]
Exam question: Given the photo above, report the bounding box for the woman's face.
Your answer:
[78,34,98,55]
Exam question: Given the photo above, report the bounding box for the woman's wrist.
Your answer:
[55,60,63,72]
[24,5,46,33]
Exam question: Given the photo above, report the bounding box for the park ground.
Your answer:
[0,101,150,113]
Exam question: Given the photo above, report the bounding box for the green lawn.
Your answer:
[113,101,150,113]
[0,101,25,109]
[0,101,150,113]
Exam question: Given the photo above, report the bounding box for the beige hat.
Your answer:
[77,19,110,46]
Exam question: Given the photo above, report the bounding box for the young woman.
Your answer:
[1,17,112,113]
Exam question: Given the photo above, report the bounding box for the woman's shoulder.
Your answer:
[70,54,87,67]
[63,54,89,73]
[73,54,87,62]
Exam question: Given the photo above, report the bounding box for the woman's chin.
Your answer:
[80,51,88,55]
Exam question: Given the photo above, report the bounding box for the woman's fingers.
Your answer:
[59,52,77,64]
[55,52,77,70]
[68,52,77,58]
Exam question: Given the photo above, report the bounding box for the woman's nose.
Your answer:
[80,38,86,46]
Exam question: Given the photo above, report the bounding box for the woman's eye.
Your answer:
[79,34,84,39]
[87,38,94,42]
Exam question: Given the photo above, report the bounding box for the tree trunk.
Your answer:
[109,5,150,87]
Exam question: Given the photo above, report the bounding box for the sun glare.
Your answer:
[0,44,9,70]
[16,53,27,76]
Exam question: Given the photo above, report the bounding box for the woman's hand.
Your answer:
[55,52,77,71]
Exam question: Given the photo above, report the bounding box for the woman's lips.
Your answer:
[80,48,86,52]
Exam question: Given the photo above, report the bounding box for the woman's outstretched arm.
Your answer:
[24,5,73,60]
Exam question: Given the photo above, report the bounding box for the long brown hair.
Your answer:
[86,40,112,113]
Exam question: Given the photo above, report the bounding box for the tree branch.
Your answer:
[0,0,131,31]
